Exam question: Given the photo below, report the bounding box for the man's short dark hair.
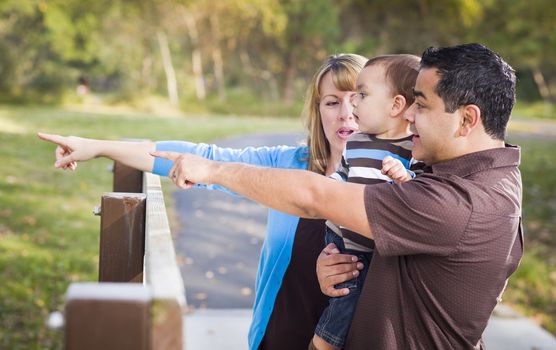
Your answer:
[420,43,516,140]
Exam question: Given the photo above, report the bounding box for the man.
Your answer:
[153,43,523,349]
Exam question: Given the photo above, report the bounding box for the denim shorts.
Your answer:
[314,228,372,348]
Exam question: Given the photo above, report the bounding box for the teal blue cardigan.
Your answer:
[153,141,309,350]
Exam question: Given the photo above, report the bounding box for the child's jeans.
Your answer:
[314,228,372,348]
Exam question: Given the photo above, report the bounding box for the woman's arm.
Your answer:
[37,132,155,172]
[38,132,305,190]
[152,141,302,176]
[152,141,305,194]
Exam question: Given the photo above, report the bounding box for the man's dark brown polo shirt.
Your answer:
[345,146,523,350]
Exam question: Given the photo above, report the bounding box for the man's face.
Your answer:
[405,68,463,164]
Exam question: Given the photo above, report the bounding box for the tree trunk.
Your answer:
[184,11,206,101]
[282,51,296,105]
[240,50,279,100]
[141,55,153,94]
[156,31,179,106]
[532,67,551,100]
[210,14,226,101]
[532,66,552,116]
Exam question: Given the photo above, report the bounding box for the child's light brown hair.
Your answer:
[365,54,420,106]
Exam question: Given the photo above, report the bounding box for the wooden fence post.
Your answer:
[151,299,184,350]
[63,169,185,350]
[113,161,143,193]
[65,283,151,350]
[143,172,185,349]
[99,193,146,282]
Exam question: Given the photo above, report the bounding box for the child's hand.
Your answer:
[382,156,412,184]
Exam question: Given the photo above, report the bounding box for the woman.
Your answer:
[38,53,366,350]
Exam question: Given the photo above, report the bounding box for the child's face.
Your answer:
[352,65,395,135]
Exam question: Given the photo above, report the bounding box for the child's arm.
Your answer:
[381,156,413,184]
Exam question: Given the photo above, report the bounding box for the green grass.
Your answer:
[60,89,306,119]
[0,105,301,349]
[504,135,556,333]
[1,105,555,348]
[513,101,556,120]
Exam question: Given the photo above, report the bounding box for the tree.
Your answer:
[276,0,341,104]
[478,0,556,106]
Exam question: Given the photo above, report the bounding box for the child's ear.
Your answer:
[391,95,407,117]
[459,104,481,137]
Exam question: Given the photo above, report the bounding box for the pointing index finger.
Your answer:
[37,132,67,147]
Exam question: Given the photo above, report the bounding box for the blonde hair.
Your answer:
[303,54,367,174]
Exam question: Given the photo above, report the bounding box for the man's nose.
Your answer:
[405,103,416,123]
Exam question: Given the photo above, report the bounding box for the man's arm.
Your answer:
[153,151,373,239]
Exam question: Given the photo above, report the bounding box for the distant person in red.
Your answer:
[76,76,89,96]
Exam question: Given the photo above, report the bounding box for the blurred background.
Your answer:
[0,0,555,116]
[0,0,555,349]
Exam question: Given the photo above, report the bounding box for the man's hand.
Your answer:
[37,132,98,171]
[381,156,412,184]
[150,151,219,189]
[316,243,364,297]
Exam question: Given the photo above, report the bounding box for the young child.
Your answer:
[312,54,421,350]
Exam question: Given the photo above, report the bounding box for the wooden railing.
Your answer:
[62,163,186,350]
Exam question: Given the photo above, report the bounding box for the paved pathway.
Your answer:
[174,132,305,309]
[183,306,556,350]
[174,130,556,349]
[508,116,556,140]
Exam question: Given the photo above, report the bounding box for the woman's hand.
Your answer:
[316,243,364,297]
[37,132,99,171]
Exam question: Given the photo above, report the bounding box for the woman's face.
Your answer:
[318,72,358,159]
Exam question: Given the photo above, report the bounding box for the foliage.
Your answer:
[504,136,556,334]
[513,101,556,120]
[0,0,554,108]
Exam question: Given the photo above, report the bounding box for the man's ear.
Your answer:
[391,95,407,117]
[459,104,481,136]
